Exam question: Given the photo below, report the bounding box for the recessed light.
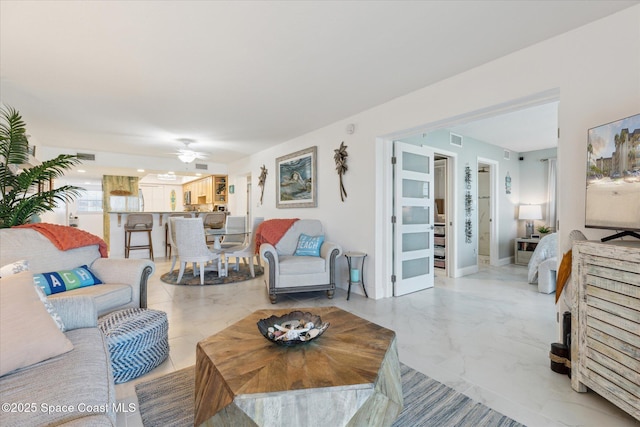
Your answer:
[77,169,86,173]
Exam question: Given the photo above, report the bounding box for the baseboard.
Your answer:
[497,256,513,266]
[454,264,479,277]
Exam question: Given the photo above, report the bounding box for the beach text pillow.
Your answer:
[294,234,325,257]
[33,265,102,296]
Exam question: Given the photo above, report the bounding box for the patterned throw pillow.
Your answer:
[0,260,66,332]
[33,265,102,296]
[32,284,66,332]
[294,234,325,257]
[0,259,29,277]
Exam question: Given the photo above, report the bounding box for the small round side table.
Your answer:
[344,251,368,300]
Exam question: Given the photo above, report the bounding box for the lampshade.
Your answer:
[518,204,542,220]
[177,151,197,163]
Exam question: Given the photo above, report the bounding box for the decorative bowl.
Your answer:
[257,311,330,346]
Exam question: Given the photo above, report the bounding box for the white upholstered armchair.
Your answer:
[527,232,557,293]
[259,219,342,303]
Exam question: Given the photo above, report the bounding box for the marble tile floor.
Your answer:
[115,258,638,427]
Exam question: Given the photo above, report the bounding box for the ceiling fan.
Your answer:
[174,138,207,164]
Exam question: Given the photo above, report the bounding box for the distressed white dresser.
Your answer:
[571,240,640,421]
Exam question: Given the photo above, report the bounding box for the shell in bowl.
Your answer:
[257,311,330,346]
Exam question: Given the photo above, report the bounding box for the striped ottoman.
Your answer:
[99,308,169,384]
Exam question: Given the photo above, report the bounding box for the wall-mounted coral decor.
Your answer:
[258,164,267,205]
[464,164,473,243]
[334,141,348,201]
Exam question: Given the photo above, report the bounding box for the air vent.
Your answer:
[450,133,463,147]
[503,150,511,160]
[76,152,95,161]
[195,163,208,170]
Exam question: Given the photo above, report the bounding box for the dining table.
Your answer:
[204,227,248,251]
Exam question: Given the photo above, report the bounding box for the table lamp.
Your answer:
[519,204,542,238]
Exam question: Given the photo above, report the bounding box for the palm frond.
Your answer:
[0,106,29,166]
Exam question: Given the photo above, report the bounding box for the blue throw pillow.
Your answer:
[294,234,325,257]
[33,265,102,296]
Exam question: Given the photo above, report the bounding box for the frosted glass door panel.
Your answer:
[403,257,430,280]
[403,152,430,174]
[394,142,435,296]
[402,206,430,225]
[402,232,430,252]
[402,179,429,199]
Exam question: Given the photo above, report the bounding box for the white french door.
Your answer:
[393,142,435,296]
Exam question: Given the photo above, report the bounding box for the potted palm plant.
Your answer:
[0,106,84,228]
[536,225,551,235]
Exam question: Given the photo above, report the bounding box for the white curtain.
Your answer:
[547,158,557,230]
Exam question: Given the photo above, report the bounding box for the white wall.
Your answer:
[226,6,640,299]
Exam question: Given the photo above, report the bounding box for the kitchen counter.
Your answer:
[107,211,194,258]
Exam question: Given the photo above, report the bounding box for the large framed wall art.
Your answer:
[276,146,317,208]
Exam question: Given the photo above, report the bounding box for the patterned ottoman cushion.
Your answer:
[99,308,169,384]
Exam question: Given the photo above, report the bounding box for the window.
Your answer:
[77,190,103,212]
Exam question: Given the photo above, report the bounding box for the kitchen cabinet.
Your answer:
[195,176,212,204]
[183,175,227,206]
[214,176,227,203]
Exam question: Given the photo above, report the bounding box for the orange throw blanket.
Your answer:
[555,250,572,303]
[254,218,299,254]
[16,223,108,258]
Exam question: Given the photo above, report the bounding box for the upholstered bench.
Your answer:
[98,308,169,384]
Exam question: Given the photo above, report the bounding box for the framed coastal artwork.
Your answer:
[276,146,317,208]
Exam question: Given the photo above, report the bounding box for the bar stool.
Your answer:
[165,213,192,257]
[125,213,154,260]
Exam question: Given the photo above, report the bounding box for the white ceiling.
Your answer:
[1,1,637,180]
[449,101,559,153]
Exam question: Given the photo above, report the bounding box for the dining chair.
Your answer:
[220,215,246,249]
[173,217,223,285]
[223,217,264,277]
[165,213,192,258]
[203,212,226,245]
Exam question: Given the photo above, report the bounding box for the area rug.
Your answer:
[135,364,525,427]
[160,263,263,286]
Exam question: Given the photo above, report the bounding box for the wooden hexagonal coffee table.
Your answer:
[195,306,402,427]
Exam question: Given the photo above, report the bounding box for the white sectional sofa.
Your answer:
[0,226,155,426]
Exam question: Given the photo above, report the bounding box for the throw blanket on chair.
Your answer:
[527,233,557,284]
[15,223,108,258]
[254,218,299,253]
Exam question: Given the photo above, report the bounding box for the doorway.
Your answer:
[433,155,455,277]
[375,89,559,297]
[477,162,491,265]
